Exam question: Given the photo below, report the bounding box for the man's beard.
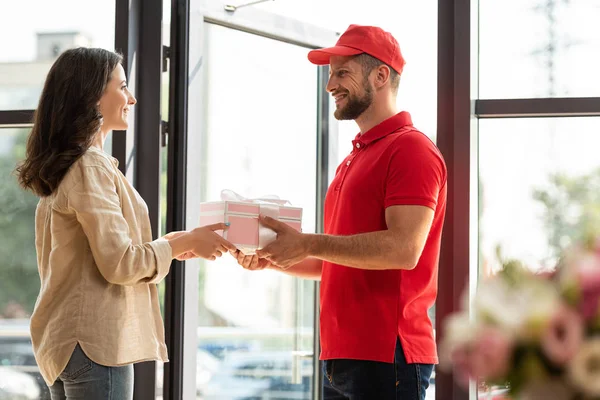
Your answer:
[333,81,373,121]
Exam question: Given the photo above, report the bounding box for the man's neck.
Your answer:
[355,99,398,134]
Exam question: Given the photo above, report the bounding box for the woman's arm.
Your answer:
[69,165,234,285]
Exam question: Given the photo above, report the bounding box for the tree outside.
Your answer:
[533,168,600,263]
[0,128,39,318]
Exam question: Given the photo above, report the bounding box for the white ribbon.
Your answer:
[220,190,291,249]
[220,189,290,206]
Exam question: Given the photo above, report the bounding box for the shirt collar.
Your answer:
[88,146,120,167]
[352,111,413,149]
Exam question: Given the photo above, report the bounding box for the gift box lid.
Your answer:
[199,200,302,220]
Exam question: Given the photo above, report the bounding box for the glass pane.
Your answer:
[255,0,438,154]
[156,1,171,395]
[156,61,170,400]
[479,0,600,98]
[0,1,116,110]
[479,117,600,273]
[254,4,437,398]
[0,127,49,399]
[477,118,600,397]
[104,132,113,156]
[189,24,317,400]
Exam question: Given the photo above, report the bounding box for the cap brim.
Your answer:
[307,46,363,65]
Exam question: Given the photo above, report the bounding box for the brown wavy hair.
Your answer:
[16,48,123,197]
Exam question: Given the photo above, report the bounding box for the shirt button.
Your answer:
[346,160,351,166]
[356,143,361,149]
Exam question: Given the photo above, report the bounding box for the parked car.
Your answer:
[0,320,49,399]
[0,366,41,400]
[155,347,221,398]
[203,351,312,400]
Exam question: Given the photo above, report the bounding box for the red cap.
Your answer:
[308,25,405,74]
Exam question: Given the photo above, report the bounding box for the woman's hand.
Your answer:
[175,252,196,261]
[167,223,236,261]
[162,231,188,241]
[163,231,196,260]
[187,223,236,260]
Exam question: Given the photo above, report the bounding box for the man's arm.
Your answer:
[267,258,323,280]
[256,204,434,271]
[307,205,433,270]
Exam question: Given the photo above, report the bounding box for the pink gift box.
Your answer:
[199,200,303,254]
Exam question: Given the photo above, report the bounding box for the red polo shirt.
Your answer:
[320,111,447,365]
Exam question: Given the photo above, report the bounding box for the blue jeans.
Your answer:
[49,344,134,400]
[322,337,434,400]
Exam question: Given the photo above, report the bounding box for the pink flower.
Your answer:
[593,237,600,255]
[581,289,600,320]
[449,345,473,388]
[450,327,514,385]
[536,270,557,280]
[574,254,600,320]
[541,304,583,365]
[576,254,600,292]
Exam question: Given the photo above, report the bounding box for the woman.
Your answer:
[16,47,234,399]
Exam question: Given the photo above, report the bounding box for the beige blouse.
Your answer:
[30,146,173,386]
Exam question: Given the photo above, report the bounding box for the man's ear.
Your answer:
[374,65,391,89]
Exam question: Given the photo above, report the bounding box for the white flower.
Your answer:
[438,312,477,370]
[518,380,573,400]
[472,277,559,338]
[568,338,600,397]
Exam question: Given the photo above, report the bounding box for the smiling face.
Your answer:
[326,55,374,121]
[97,64,136,131]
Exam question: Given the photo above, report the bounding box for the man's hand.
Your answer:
[231,250,272,271]
[255,215,311,269]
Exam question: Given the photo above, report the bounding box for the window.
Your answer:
[479,0,600,98]
[0,3,117,398]
[186,23,318,399]
[156,1,171,396]
[436,0,600,398]
[253,0,437,148]
[0,1,116,110]
[0,127,48,399]
[479,117,600,274]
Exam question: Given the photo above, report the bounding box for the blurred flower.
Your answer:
[473,276,559,339]
[581,289,600,321]
[470,327,514,380]
[575,253,600,292]
[443,236,600,398]
[439,312,477,371]
[568,338,600,397]
[540,304,583,365]
[576,254,600,320]
[559,248,600,319]
[518,380,573,400]
[447,344,473,388]
[444,326,514,386]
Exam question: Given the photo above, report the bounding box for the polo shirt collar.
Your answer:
[352,111,413,149]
